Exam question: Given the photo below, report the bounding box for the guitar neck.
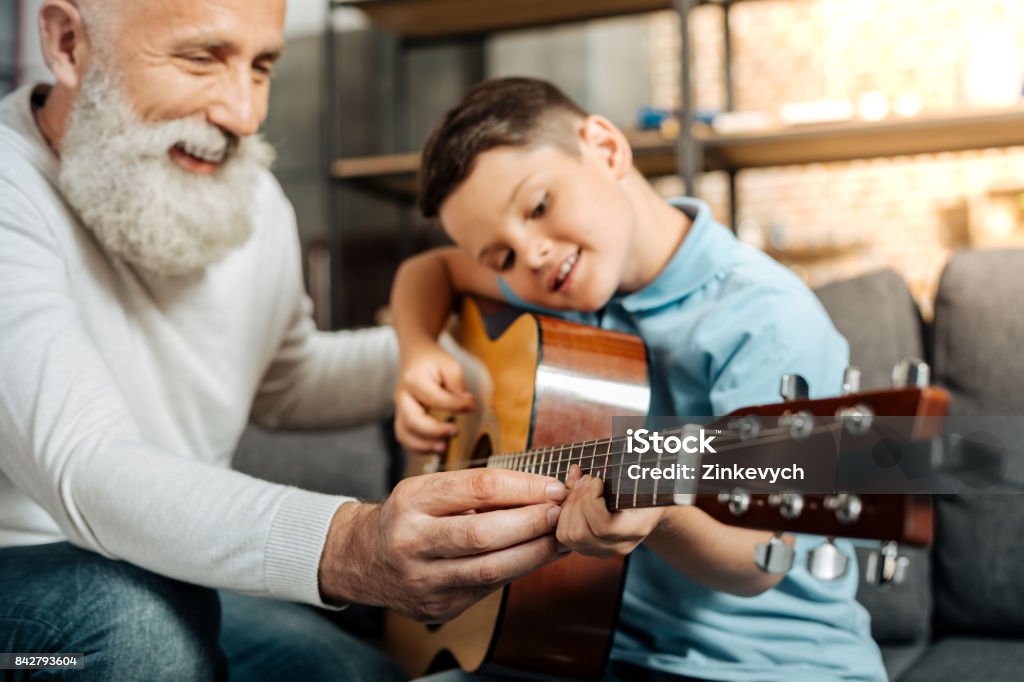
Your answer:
[486,433,689,512]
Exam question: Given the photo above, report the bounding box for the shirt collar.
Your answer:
[0,83,61,185]
[612,197,737,313]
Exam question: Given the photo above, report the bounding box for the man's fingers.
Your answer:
[439,533,563,590]
[415,468,566,515]
[430,502,560,558]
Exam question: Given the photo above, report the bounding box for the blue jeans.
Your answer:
[0,542,406,681]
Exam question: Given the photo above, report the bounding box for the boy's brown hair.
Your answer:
[418,77,588,218]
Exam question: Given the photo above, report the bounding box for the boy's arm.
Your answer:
[390,247,504,453]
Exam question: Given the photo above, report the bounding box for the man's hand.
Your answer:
[394,342,475,454]
[318,468,567,622]
[555,465,666,559]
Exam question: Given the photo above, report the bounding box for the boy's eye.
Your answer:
[529,194,548,220]
[499,250,516,272]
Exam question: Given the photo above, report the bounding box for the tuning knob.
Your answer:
[892,358,930,388]
[865,541,910,586]
[807,538,850,580]
[779,374,809,401]
[835,404,874,435]
[780,410,814,440]
[728,415,761,442]
[824,493,863,525]
[768,492,804,520]
[842,367,862,395]
[755,533,795,574]
[718,489,751,517]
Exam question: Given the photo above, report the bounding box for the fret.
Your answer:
[582,440,597,477]
[614,440,623,511]
[557,443,570,482]
[651,440,659,503]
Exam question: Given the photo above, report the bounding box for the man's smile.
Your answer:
[170,141,226,174]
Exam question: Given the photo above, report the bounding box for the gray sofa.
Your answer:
[817,249,1024,681]
[234,249,1024,681]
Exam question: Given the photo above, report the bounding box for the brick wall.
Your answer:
[649,0,1024,317]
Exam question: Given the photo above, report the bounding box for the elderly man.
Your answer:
[0,0,567,679]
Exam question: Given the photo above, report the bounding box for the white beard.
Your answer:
[58,67,276,277]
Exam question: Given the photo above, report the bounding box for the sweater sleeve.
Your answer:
[250,299,399,430]
[245,176,399,431]
[0,179,347,607]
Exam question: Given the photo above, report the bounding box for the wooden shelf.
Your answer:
[331,107,1024,198]
[333,0,728,41]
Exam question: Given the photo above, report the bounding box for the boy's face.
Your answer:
[440,132,638,312]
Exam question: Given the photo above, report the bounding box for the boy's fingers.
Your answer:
[437,363,474,407]
[409,375,475,413]
[399,395,456,439]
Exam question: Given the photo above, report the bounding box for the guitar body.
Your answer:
[384,299,651,679]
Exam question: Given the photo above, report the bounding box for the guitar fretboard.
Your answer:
[485,433,692,511]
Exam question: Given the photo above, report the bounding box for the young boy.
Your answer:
[390,77,885,682]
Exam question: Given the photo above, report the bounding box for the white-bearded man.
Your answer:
[0,1,569,679]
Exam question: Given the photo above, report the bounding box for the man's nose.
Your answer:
[207,69,264,138]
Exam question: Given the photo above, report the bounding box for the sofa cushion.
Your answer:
[930,249,1024,635]
[896,636,1024,682]
[815,268,926,390]
[854,546,932,644]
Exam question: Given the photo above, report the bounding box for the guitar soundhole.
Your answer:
[469,434,493,468]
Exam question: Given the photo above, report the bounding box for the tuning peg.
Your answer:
[835,404,873,435]
[842,367,862,395]
[779,374,809,401]
[755,532,795,574]
[892,358,930,388]
[728,414,761,442]
[768,492,804,520]
[718,489,750,517]
[865,541,910,586]
[807,537,849,581]
[824,493,863,525]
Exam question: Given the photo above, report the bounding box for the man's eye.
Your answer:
[254,62,275,77]
[530,194,548,220]
[182,54,215,67]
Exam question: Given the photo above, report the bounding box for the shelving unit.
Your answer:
[330,106,1024,199]
[323,0,1024,328]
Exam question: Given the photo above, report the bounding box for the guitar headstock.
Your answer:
[690,359,949,585]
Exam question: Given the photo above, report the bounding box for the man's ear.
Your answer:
[579,115,633,180]
[38,0,92,89]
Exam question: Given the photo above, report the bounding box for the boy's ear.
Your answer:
[39,0,92,89]
[578,115,633,180]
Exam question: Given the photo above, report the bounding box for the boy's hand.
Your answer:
[556,464,666,558]
[395,342,476,454]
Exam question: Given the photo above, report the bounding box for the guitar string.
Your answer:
[434,421,846,498]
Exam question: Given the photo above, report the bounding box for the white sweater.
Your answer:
[0,85,399,607]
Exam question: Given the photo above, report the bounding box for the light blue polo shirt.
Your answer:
[499,198,885,682]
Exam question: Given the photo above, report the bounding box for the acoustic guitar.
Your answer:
[384,298,949,680]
